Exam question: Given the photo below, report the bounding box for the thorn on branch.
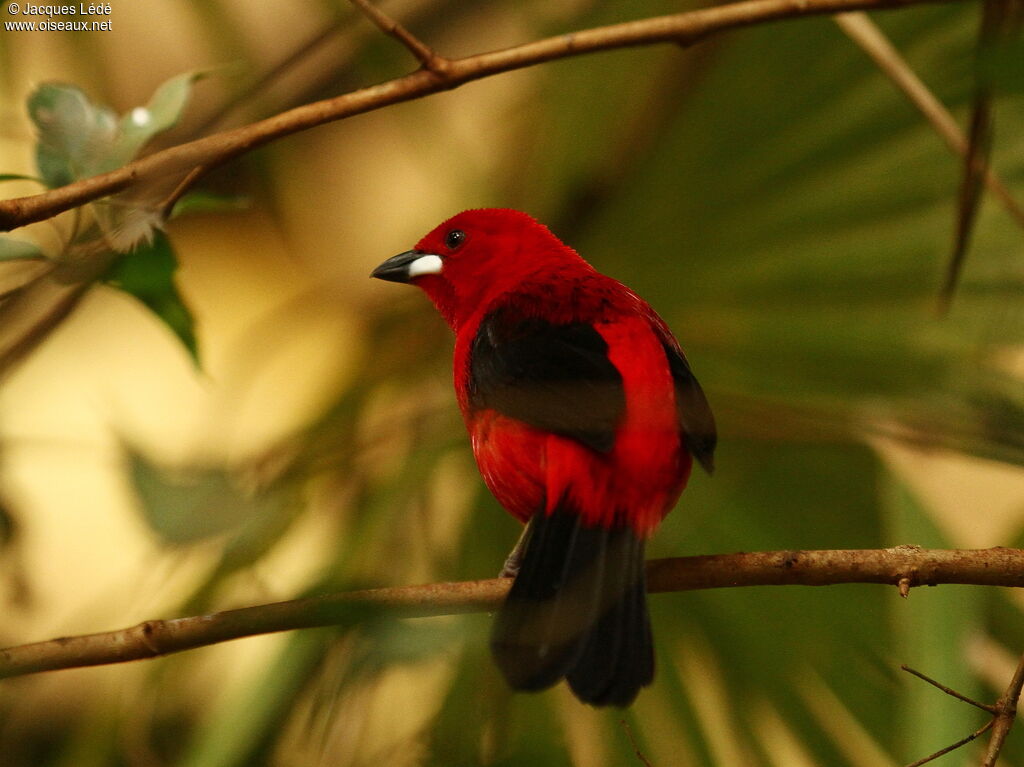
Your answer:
[348,0,450,75]
[898,576,912,598]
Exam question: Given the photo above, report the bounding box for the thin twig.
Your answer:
[620,719,654,767]
[904,719,994,767]
[900,651,1024,766]
[348,0,448,73]
[3,546,1024,680]
[0,0,960,232]
[192,18,348,136]
[901,664,997,713]
[159,165,208,220]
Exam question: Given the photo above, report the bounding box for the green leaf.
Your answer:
[103,231,198,363]
[111,71,206,169]
[0,173,44,184]
[127,451,257,545]
[27,82,117,187]
[0,500,16,549]
[169,190,250,218]
[978,36,1024,94]
[0,236,44,261]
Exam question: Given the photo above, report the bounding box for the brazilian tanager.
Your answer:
[371,208,715,706]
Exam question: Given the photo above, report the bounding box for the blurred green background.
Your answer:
[1,0,1023,765]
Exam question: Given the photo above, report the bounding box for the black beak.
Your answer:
[371,250,425,284]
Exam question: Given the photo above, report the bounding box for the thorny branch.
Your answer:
[0,0,961,232]
[2,546,1024,680]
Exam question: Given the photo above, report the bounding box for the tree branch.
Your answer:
[2,546,1023,680]
[0,0,959,232]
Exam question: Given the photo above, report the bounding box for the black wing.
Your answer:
[661,340,717,474]
[468,309,625,453]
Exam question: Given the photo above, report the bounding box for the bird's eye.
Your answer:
[444,229,466,250]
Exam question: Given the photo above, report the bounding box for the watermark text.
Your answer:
[4,3,113,32]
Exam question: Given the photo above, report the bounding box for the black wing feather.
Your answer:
[660,341,717,474]
[469,310,625,453]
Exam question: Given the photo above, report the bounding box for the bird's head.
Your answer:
[371,208,587,329]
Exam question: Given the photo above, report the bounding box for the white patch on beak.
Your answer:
[408,254,443,278]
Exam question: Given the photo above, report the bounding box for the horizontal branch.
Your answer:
[1,546,1022,680]
[0,0,958,232]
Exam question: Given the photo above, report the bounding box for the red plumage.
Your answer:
[372,208,715,706]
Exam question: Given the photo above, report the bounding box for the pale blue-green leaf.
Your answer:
[110,71,206,169]
[0,236,44,261]
[27,82,117,187]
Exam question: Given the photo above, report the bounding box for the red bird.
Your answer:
[372,209,715,706]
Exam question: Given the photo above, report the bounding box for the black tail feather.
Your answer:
[490,508,608,690]
[490,503,653,706]
[567,534,653,706]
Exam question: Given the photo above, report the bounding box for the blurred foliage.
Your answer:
[1,0,1023,766]
[102,231,197,361]
[0,233,43,260]
[27,73,204,191]
[3,74,207,361]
